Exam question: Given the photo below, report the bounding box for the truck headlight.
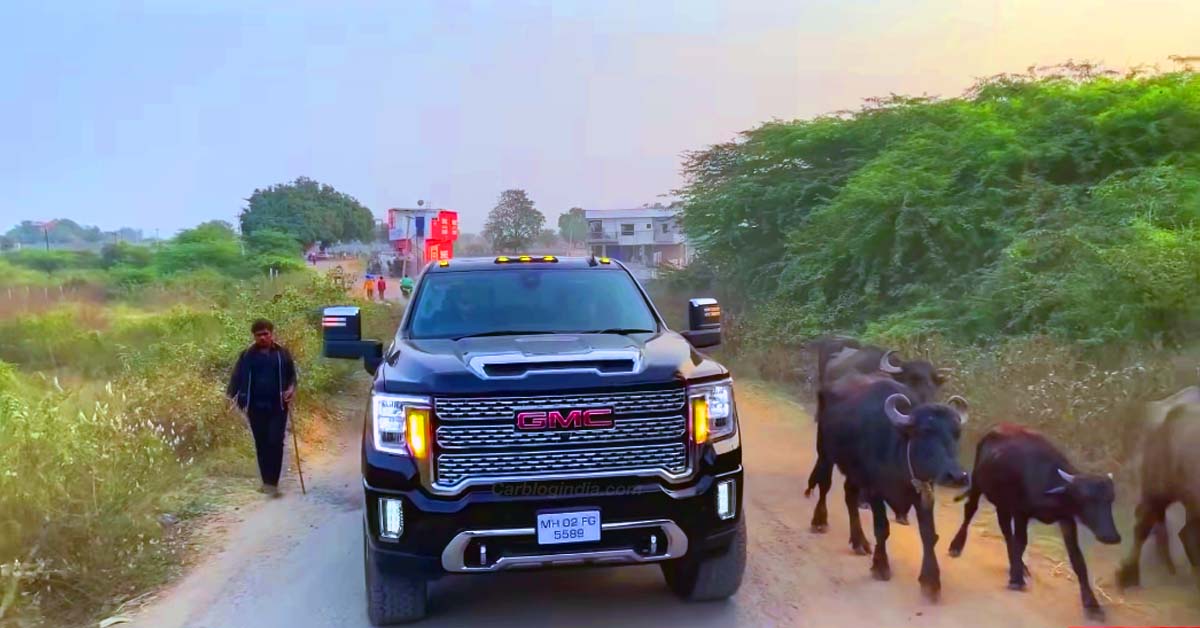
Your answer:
[688,380,736,444]
[372,393,432,458]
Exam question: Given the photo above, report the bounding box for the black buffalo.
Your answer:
[948,424,1120,620]
[812,336,951,408]
[808,338,952,524]
[1117,385,1200,594]
[808,377,969,599]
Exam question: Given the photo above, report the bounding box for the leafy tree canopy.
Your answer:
[676,65,1200,346]
[557,207,587,242]
[100,241,153,269]
[482,189,546,252]
[156,222,244,277]
[239,176,375,248]
[4,220,143,248]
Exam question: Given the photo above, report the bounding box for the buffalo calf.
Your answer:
[948,424,1120,620]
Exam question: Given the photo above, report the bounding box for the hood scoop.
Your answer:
[462,336,643,379]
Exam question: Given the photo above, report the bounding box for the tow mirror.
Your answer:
[681,298,722,349]
[322,306,385,374]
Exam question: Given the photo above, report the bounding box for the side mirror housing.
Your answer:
[322,306,385,374]
[681,298,722,349]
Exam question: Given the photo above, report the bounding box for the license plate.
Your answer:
[536,510,601,545]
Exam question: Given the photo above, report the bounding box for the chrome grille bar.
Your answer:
[429,388,691,493]
[436,443,689,487]
[433,389,685,420]
[436,415,686,449]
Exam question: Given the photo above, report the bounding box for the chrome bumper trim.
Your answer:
[441,518,688,573]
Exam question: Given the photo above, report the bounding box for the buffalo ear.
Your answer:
[1045,485,1069,496]
[934,368,953,385]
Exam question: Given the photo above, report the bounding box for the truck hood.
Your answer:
[377,331,727,395]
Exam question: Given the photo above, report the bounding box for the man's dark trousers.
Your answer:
[248,407,288,486]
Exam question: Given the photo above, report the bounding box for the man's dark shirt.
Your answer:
[227,344,297,413]
[248,348,282,410]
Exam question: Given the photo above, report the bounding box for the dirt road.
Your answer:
[131,382,1199,628]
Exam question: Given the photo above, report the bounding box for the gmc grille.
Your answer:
[431,389,690,491]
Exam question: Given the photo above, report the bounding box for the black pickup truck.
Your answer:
[322,255,744,625]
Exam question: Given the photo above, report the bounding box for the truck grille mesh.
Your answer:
[434,389,686,420]
[432,389,689,490]
[436,444,689,486]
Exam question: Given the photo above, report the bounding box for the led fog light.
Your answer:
[380,498,404,540]
[716,479,736,521]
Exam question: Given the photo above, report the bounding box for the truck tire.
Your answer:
[364,530,428,625]
[661,520,747,602]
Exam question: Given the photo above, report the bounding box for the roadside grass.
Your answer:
[0,271,400,627]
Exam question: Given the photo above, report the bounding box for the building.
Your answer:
[584,208,692,269]
[387,207,460,271]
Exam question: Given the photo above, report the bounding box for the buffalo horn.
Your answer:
[946,395,970,425]
[1057,468,1076,483]
[884,393,913,427]
[879,350,903,374]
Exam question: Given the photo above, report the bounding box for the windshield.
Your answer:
[407,269,659,340]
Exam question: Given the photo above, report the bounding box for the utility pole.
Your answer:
[38,220,55,251]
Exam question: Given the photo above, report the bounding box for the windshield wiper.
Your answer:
[574,328,656,335]
[452,330,558,340]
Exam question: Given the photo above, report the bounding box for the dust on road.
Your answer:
[131,381,1200,628]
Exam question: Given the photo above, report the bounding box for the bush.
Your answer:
[679,67,1200,346]
[5,249,102,275]
[100,242,153,269]
[0,270,379,624]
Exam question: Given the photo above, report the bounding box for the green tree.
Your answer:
[482,189,545,252]
[557,207,587,245]
[239,177,375,248]
[536,229,560,248]
[100,241,153,268]
[156,223,244,276]
[245,228,301,257]
[676,65,1200,345]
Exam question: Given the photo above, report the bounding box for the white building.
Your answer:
[584,208,692,270]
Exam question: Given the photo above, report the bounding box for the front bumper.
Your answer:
[363,466,744,579]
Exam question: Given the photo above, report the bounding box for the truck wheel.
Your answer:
[364,530,428,625]
[661,520,747,601]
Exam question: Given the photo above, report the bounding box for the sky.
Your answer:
[2,0,1198,236]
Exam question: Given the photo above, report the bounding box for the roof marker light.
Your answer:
[495,256,510,263]
[438,260,449,267]
[518,255,532,262]
[599,257,611,264]
[542,255,557,262]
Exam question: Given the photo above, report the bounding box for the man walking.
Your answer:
[226,319,297,496]
[376,275,387,301]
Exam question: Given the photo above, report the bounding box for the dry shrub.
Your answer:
[0,272,397,625]
[729,334,1190,474]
